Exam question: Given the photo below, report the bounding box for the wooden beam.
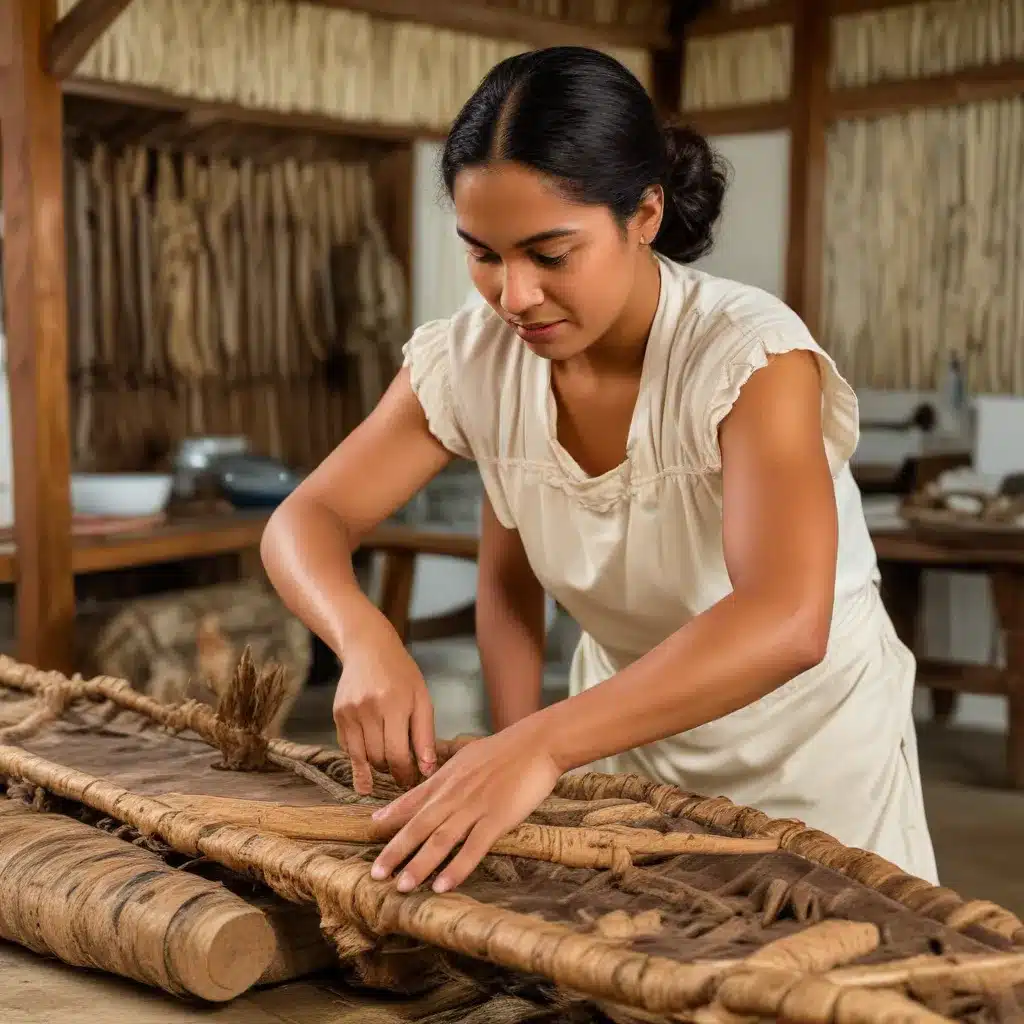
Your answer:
[303,0,671,49]
[829,60,1024,120]
[651,2,686,121]
[686,0,796,37]
[46,0,133,78]
[0,0,76,671]
[63,76,450,144]
[678,101,793,136]
[829,0,933,14]
[784,0,830,337]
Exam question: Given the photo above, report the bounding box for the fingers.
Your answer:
[342,725,374,795]
[371,781,429,835]
[410,691,437,778]
[433,820,498,893]
[373,809,476,893]
[384,713,419,790]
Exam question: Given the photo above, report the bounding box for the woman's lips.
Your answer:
[513,320,566,342]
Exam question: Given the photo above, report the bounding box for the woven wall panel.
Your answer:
[831,0,1024,89]
[681,26,792,109]
[58,0,652,130]
[822,100,1024,394]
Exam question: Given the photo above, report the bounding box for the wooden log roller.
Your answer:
[0,799,276,1002]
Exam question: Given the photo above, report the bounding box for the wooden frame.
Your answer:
[0,0,682,671]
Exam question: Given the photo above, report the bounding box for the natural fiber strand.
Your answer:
[152,792,781,868]
[550,768,1024,946]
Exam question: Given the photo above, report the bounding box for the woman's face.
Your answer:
[453,161,661,360]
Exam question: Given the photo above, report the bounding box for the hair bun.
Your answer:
[654,124,730,264]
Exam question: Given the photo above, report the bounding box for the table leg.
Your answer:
[992,569,1024,789]
[879,562,958,723]
[379,551,416,644]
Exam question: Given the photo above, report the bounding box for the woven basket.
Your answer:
[900,488,1024,549]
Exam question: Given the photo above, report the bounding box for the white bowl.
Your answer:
[71,473,174,518]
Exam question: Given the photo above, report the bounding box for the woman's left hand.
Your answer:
[369,721,562,894]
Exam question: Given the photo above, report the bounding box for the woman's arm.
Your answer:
[533,347,838,771]
[260,367,456,789]
[476,495,547,732]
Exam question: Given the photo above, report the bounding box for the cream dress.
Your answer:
[403,254,938,884]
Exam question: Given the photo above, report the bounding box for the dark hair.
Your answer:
[440,46,730,264]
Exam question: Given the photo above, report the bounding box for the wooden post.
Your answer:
[784,0,830,338]
[0,0,76,671]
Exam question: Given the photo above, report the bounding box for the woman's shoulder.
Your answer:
[660,260,817,358]
[657,261,858,475]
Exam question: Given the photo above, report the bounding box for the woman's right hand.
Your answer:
[333,608,437,795]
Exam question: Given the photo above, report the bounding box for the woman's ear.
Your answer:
[633,185,664,246]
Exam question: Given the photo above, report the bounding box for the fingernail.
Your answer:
[371,807,384,821]
[370,862,387,880]
[396,872,414,892]
[433,877,449,894]
[419,761,435,776]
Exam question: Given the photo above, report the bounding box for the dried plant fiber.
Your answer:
[682,25,792,110]
[0,654,1023,1021]
[57,0,652,130]
[0,798,276,1001]
[831,0,1024,89]
[823,98,1024,394]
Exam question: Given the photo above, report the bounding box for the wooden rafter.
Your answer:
[685,0,796,37]
[46,0,134,78]
[678,101,793,136]
[829,60,1024,120]
[0,0,76,671]
[304,0,671,49]
[829,0,939,14]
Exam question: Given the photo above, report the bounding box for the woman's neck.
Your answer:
[567,251,662,378]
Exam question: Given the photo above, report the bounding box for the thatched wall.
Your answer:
[65,142,405,473]
[57,0,653,130]
[680,0,1024,395]
[830,0,1024,88]
[823,0,1024,394]
[682,25,792,109]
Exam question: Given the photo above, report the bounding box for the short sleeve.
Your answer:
[699,308,859,478]
[402,319,473,460]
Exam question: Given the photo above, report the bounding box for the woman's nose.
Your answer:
[500,264,544,318]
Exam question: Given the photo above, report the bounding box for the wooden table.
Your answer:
[0,511,483,657]
[873,529,1024,789]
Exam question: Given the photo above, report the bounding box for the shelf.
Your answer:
[62,77,450,150]
[0,514,481,585]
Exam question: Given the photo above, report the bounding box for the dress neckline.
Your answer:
[540,254,670,487]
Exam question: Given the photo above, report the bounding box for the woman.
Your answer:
[261,46,938,896]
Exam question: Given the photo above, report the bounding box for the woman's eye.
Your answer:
[533,252,569,268]
[469,249,500,264]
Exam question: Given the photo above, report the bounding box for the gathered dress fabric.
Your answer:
[402,254,939,884]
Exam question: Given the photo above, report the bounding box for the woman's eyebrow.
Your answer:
[456,227,580,251]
